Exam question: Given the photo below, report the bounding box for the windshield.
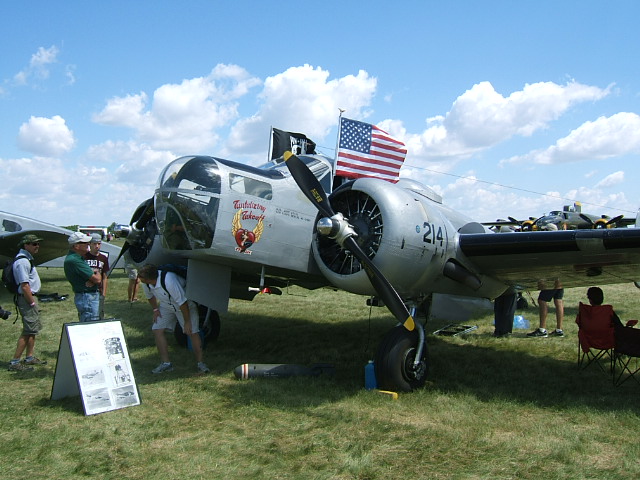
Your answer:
[155,156,221,250]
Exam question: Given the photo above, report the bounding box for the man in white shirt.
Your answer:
[8,234,46,371]
[137,264,210,374]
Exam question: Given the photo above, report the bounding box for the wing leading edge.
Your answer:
[459,228,640,291]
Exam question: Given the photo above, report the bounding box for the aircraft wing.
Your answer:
[0,211,122,267]
[0,228,73,266]
[459,228,640,291]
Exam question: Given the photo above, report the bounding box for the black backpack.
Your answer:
[2,254,34,294]
[157,264,187,300]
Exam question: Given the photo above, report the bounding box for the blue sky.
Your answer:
[1,1,639,227]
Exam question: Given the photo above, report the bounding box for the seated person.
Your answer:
[575,286,622,353]
[581,287,623,327]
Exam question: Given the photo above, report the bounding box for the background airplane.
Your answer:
[0,211,122,268]
[485,202,638,232]
[114,152,640,392]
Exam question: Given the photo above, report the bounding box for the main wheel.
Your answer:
[174,306,221,348]
[374,325,429,392]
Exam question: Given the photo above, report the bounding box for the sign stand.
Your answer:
[51,320,141,416]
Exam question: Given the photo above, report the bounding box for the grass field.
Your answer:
[1,269,639,480]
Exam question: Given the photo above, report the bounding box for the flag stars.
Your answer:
[340,119,372,153]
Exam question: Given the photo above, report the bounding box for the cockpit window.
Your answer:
[2,219,22,233]
[229,173,273,200]
[155,156,221,250]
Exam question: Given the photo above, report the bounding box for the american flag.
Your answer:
[336,118,407,182]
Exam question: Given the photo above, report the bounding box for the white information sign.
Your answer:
[51,320,141,416]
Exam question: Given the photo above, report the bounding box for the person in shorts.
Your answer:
[138,264,210,374]
[124,251,139,303]
[8,234,47,371]
[527,287,564,337]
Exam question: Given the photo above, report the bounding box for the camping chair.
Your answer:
[613,323,640,386]
[576,302,615,375]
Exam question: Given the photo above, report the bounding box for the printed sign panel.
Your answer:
[51,320,141,416]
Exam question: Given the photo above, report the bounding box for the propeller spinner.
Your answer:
[283,151,415,332]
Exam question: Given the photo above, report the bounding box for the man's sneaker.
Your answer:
[493,331,511,338]
[197,362,210,373]
[549,329,564,337]
[23,356,47,365]
[151,362,174,374]
[527,328,548,337]
[8,362,33,372]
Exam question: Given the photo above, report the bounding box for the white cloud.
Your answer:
[86,140,175,185]
[501,112,640,165]
[12,45,60,85]
[398,80,611,166]
[224,65,377,159]
[429,169,633,224]
[595,171,624,188]
[17,115,75,157]
[93,64,261,153]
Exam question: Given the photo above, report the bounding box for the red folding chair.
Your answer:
[576,302,615,375]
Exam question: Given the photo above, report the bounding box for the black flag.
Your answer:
[271,128,317,159]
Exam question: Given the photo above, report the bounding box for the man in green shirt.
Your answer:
[64,232,102,322]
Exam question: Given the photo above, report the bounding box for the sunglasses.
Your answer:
[29,242,41,246]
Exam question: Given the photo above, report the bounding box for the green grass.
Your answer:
[1,270,639,479]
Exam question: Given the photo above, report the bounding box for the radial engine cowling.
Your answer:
[312,178,459,299]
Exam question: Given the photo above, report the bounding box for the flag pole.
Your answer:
[267,126,274,163]
[333,109,345,178]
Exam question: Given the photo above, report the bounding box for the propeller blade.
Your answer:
[107,241,129,278]
[283,151,415,332]
[283,151,335,218]
[579,213,594,225]
[344,237,415,331]
[607,215,623,226]
[135,198,155,230]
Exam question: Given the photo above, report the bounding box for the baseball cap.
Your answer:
[90,233,102,243]
[68,232,93,245]
[18,234,44,247]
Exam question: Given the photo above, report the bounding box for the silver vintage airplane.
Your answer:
[0,211,122,268]
[114,152,640,392]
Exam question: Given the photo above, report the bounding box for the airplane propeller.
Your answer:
[108,198,154,277]
[283,151,415,332]
[579,213,622,229]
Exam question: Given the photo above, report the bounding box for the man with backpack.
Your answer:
[137,264,210,374]
[7,234,46,371]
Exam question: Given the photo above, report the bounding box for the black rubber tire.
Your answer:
[374,325,429,392]
[174,306,221,348]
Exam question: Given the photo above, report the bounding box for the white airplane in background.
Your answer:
[0,211,122,268]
